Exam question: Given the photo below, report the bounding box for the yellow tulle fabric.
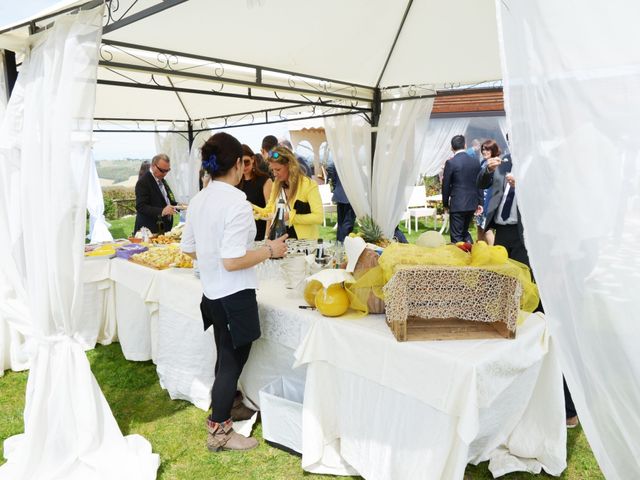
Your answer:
[344,266,386,316]
[346,242,539,315]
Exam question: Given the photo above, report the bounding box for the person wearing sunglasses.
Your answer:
[134,153,178,235]
[237,144,273,240]
[253,146,323,239]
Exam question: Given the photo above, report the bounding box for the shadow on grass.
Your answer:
[87,343,191,435]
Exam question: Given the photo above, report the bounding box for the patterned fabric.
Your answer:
[384,265,522,334]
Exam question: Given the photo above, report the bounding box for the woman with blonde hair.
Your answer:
[254,146,323,239]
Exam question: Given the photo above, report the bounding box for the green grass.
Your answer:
[106,212,451,244]
[317,214,454,245]
[107,214,180,240]
[0,342,603,479]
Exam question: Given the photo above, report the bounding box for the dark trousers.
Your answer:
[336,202,356,242]
[449,211,474,243]
[564,378,577,418]
[494,224,531,266]
[201,297,253,423]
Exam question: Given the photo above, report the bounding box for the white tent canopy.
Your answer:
[1,0,503,128]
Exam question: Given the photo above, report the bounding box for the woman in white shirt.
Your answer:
[181,132,287,452]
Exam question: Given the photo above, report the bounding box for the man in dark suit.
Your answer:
[326,161,355,242]
[442,135,483,243]
[476,152,529,264]
[134,153,177,234]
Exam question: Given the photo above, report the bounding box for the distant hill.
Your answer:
[96,159,146,184]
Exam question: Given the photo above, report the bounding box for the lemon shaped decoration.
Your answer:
[304,280,323,307]
[470,241,491,266]
[315,284,350,317]
[416,231,446,248]
[490,245,509,264]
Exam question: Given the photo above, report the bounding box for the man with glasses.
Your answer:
[134,153,178,235]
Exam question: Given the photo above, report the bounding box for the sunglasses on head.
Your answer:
[269,150,288,162]
[155,164,171,173]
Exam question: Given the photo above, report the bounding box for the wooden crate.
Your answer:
[384,266,521,342]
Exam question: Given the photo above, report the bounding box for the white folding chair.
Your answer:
[405,186,436,233]
[318,184,337,227]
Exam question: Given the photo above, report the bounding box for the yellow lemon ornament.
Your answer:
[470,241,491,266]
[315,283,350,317]
[489,245,509,264]
[304,280,323,307]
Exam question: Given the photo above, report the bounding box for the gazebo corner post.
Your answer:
[1,49,18,100]
[370,87,382,197]
[187,120,194,149]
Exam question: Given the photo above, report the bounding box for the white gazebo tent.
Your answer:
[1,1,639,479]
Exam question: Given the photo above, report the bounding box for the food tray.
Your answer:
[128,257,169,270]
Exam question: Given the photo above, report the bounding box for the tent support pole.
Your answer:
[370,87,381,174]
[103,0,189,35]
[187,120,194,149]
[375,0,414,88]
[1,50,18,99]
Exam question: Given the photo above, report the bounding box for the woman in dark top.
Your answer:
[238,144,272,240]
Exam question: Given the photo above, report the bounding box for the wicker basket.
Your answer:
[383,265,522,341]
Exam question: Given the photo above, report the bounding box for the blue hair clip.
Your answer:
[203,153,219,172]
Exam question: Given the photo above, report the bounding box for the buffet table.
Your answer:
[3,256,567,478]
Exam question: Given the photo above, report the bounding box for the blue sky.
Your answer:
[91,121,321,161]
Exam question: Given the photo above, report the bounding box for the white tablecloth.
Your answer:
[294,313,566,479]
[80,257,117,348]
[4,257,566,478]
[0,319,28,376]
[110,259,159,361]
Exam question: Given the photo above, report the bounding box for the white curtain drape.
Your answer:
[0,8,159,479]
[497,116,509,145]
[87,153,113,243]
[417,117,470,176]
[0,51,6,120]
[497,2,640,479]
[155,126,193,203]
[323,115,372,218]
[188,129,210,186]
[371,96,434,238]
[0,49,29,377]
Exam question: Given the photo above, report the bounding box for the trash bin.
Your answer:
[259,376,305,454]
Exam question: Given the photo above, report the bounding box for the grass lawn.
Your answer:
[0,341,603,479]
[18,214,601,478]
[105,213,435,244]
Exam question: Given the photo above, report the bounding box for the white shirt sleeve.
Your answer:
[180,217,196,253]
[221,202,254,259]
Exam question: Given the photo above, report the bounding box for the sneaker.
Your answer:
[566,416,579,428]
